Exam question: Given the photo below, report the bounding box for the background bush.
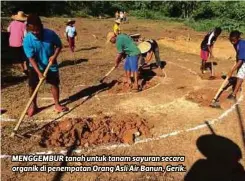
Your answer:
[1,1,244,32]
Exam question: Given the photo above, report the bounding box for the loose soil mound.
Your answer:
[107,78,159,94]
[40,114,153,147]
[186,88,231,107]
[107,67,161,94]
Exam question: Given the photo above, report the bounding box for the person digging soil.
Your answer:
[23,14,69,117]
[200,27,222,74]
[107,32,141,92]
[137,39,165,77]
[226,30,245,100]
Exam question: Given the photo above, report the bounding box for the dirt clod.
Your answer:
[107,77,158,94]
[186,88,231,107]
[40,114,152,147]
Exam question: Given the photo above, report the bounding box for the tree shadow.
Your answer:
[185,132,245,181]
[58,58,88,68]
[75,46,100,52]
[51,129,80,181]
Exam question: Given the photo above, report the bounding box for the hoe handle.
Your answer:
[212,76,229,101]
[212,62,236,102]
[211,59,214,77]
[10,61,53,137]
[99,66,116,83]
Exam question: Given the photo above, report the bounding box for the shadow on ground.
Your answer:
[51,129,80,181]
[205,62,218,70]
[184,133,245,181]
[20,81,117,137]
[75,46,100,52]
[58,58,88,68]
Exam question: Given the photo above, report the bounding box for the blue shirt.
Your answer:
[235,39,245,62]
[23,28,62,72]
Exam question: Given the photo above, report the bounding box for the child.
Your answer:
[119,11,124,23]
[115,11,119,20]
[65,19,77,52]
[123,11,128,22]
[8,11,28,75]
[200,27,222,73]
[227,30,245,100]
[113,19,121,35]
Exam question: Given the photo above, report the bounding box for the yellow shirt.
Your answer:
[113,23,120,35]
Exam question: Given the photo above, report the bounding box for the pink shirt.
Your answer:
[8,20,26,47]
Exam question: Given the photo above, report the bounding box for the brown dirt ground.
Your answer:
[1,17,245,181]
[40,113,152,147]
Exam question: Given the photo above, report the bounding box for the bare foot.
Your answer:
[27,105,38,117]
[55,105,69,113]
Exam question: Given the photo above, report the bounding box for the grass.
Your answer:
[128,10,245,33]
[185,18,245,33]
[129,10,184,22]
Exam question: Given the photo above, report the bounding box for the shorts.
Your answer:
[28,68,60,88]
[124,55,138,72]
[10,46,27,63]
[200,49,209,61]
[237,62,245,80]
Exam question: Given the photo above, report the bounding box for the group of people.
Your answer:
[7,12,69,116]
[5,10,245,117]
[200,27,245,101]
[107,24,244,101]
[115,11,127,23]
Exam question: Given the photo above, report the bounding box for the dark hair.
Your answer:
[214,27,222,35]
[27,14,42,26]
[229,30,242,39]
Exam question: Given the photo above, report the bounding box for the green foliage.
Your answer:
[192,1,245,21]
[185,18,245,33]
[130,10,184,22]
[1,1,244,33]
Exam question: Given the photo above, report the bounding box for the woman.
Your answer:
[8,11,28,75]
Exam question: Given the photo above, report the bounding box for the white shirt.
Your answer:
[207,32,215,45]
[120,12,124,18]
[65,26,76,38]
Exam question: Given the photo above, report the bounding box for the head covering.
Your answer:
[11,11,28,21]
[27,14,42,26]
[137,41,151,54]
[66,19,75,25]
[115,19,121,24]
[106,32,116,43]
[130,33,141,38]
